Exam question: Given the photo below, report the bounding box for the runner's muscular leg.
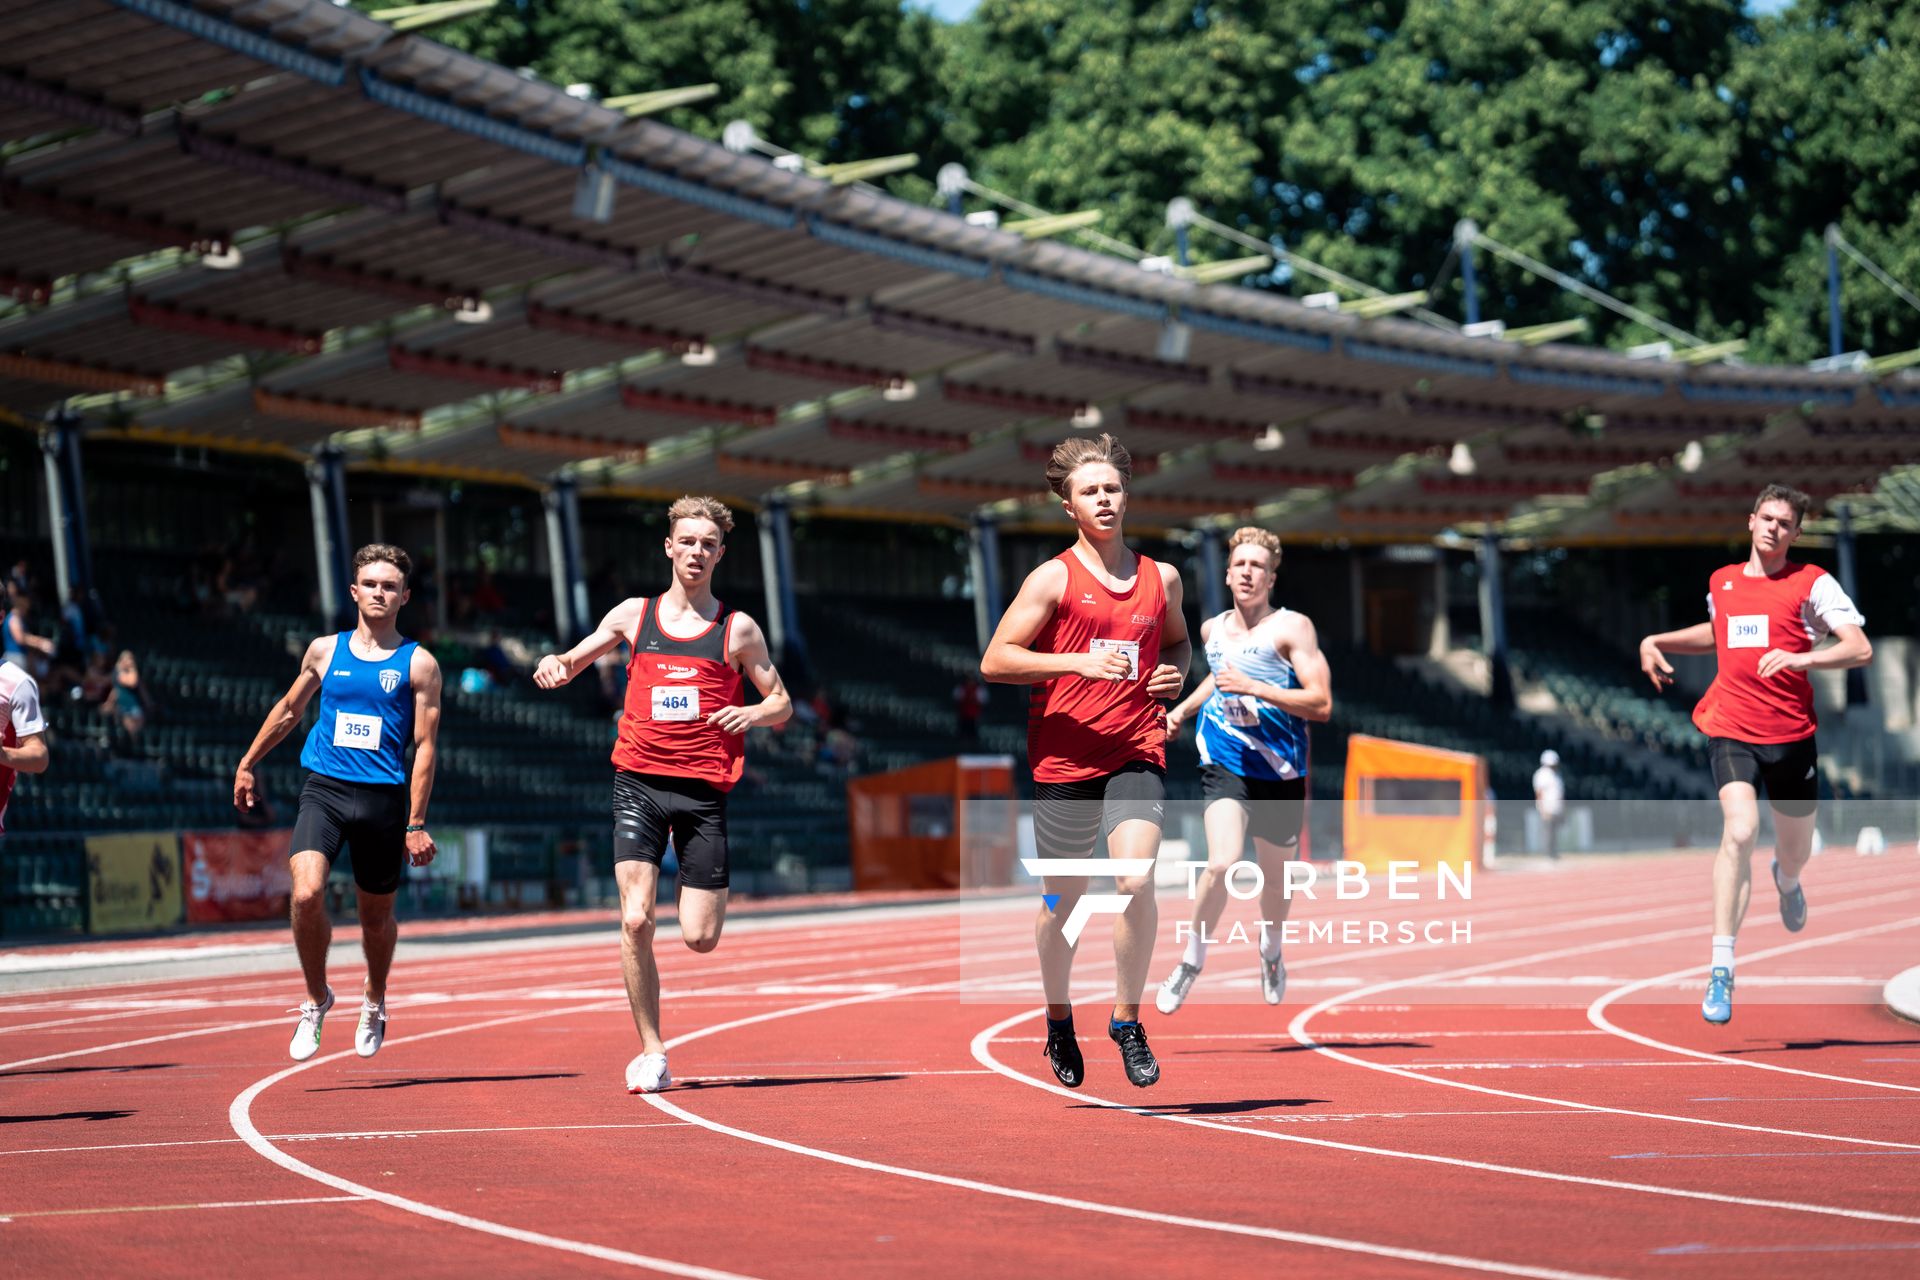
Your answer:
[1108,816,1162,1021]
[617,859,666,1054]
[1714,782,1761,937]
[356,887,397,1003]
[1188,799,1250,940]
[289,850,331,1004]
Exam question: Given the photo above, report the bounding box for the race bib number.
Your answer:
[333,712,382,752]
[1090,638,1140,680]
[1726,615,1768,650]
[651,685,700,721]
[1224,695,1262,727]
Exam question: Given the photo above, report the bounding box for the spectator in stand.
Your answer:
[470,566,506,619]
[79,651,113,706]
[480,630,517,685]
[953,673,986,743]
[219,555,259,615]
[4,585,54,679]
[104,649,151,740]
[817,723,859,777]
[7,560,32,600]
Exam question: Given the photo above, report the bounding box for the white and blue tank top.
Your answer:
[300,632,417,785]
[1196,610,1310,781]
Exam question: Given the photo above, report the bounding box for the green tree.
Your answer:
[379,0,950,162]
[1731,1,1920,362]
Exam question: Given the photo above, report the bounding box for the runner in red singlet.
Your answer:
[1638,484,1872,1024]
[1,658,50,840]
[536,496,792,1092]
[982,434,1191,1088]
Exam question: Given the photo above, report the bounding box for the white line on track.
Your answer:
[969,1008,1920,1227]
[1587,916,1920,1092]
[641,984,1621,1280]
[0,1122,690,1160]
[1284,885,1920,1151]
[0,1195,365,1221]
[229,1000,766,1280]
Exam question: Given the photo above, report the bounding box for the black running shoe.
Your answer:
[1109,1021,1160,1088]
[1044,1020,1084,1088]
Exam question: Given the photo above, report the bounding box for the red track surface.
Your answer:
[3,851,1918,1278]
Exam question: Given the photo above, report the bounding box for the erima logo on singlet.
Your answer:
[1081,592,1096,604]
[1722,581,1733,590]
[379,669,400,693]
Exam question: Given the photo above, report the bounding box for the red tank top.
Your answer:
[611,598,746,790]
[1692,561,1835,745]
[1027,549,1168,783]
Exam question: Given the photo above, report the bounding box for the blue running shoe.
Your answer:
[1701,966,1734,1024]
[1772,859,1807,933]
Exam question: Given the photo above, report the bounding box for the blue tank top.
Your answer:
[1196,609,1310,781]
[300,632,417,785]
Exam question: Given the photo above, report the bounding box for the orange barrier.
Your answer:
[1341,734,1487,875]
[848,755,1018,891]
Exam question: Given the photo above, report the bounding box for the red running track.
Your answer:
[3,851,1918,1278]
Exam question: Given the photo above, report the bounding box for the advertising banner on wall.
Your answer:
[184,830,292,924]
[85,833,183,934]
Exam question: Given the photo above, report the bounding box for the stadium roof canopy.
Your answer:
[2,0,1917,543]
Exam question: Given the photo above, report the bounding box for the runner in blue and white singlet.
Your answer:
[1196,614,1311,782]
[300,631,417,785]
[234,543,443,1064]
[1159,528,1332,1016]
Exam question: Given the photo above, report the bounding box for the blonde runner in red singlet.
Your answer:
[982,434,1191,1090]
[536,496,793,1095]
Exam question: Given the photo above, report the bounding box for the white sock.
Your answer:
[1775,864,1800,892]
[1259,923,1284,964]
[1182,932,1207,970]
[1711,935,1736,974]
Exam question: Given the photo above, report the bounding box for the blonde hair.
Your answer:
[1045,433,1132,499]
[666,495,734,537]
[1227,526,1282,569]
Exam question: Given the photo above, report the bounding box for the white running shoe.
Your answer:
[1155,962,1200,1015]
[289,986,335,1061]
[625,1052,670,1094]
[1259,952,1287,1006]
[355,997,388,1058]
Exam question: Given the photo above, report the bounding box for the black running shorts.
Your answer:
[1708,734,1819,818]
[612,769,731,890]
[1199,764,1307,849]
[289,772,408,895]
[1032,761,1166,859]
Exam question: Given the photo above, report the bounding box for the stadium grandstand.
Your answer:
[2,0,1916,940]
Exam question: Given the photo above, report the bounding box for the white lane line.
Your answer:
[0,937,1035,1075]
[229,1000,766,1280]
[641,984,1620,1280]
[970,1007,1920,1228]
[1587,915,1920,1092]
[1285,886,1920,1151]
[1398,1061,1716,1070]
[1001,1031,1612,1042]
[0,1194,365,1221]
[1,1122,691,1160]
